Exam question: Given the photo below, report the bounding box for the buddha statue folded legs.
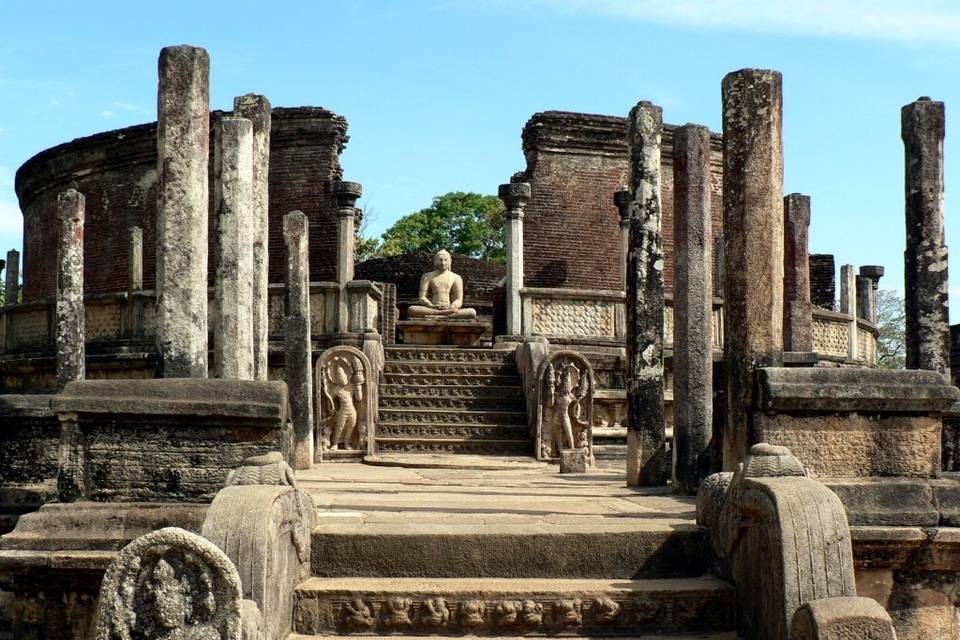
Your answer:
[406,250,478,320]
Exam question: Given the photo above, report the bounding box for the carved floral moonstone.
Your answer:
[95,527,243,640]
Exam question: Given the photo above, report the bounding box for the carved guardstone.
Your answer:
[317,345,374,459]
[94,526,248,640]
[535,350,594,464]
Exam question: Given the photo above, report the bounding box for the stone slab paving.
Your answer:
[296,457,696,528]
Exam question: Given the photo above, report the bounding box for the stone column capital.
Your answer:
[614,189,632,223]
[498,182,531,216]
[859,265,884,286]
[333,181,363,212]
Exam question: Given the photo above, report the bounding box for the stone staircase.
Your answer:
[376,346,531,455]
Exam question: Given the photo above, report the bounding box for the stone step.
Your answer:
[594,444,628,460]
[310,521,709,580]
[384,360,519,376]
[377,423,529,441]
[374,438,531,455]
[380,384,525,401]
[290,634,737,640]
[379,394,526,412]
[293,576,734,636]
[385,347,516,364]
[379,408,528,426]
[383,373,523,387]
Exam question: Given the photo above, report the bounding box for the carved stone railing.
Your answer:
[518,287,875,365]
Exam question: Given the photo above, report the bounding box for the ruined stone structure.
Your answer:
[0,44,947,640]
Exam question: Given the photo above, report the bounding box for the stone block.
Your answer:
[824,478,939,526]
[789,596,895,639]
[397,319,489,346]
[559,448,589,474]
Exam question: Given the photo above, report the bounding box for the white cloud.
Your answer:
[513,0,960,45]
[101,110,114,118]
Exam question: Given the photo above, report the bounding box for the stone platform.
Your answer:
[397,319,490,346]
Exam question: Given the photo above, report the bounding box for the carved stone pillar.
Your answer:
[284,211,314,469]
[615,190,631,288]
[156,45,210,378]
[233,93,272,381]
[56,189,85,390]
[128,227,143,294]
[721,68,784,470]
[4,249,18,306]
[902,97,949,376]
[214,117,255,380]
[860,265,884,322]
[840,264,858,361]
[783,193,813,351]
[332,181,362,333]
[499,181,531,336]
[625,101,666,487]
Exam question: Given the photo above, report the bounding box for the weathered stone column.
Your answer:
[615,190,632,288]
[4,249,18,306]
[672,124,713,495]
[214,117,255,380]
[860,265,884,322]
[903,97,949,376]
[156,45,210,378]
[856,275,872,322]
[721,68,784,470]
[840,264,859,360]
[56,189,86,390]
[783,193,813,351]
[625,101,666,487]
[233,93,272,381]
[284,211,314,469]
[499,182,531,336]
[128,227,143,293]
[333,181,362,333]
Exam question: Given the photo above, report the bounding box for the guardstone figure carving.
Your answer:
[535,351,594,463]
[95,527,244,640]
[317,346,374,456]
[407,250,478,319]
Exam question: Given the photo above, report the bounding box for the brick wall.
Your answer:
[15,107,347,302]
[517,111,723,294]
[809,253,836,310]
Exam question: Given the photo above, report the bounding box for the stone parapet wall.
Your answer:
[14,107,348,302]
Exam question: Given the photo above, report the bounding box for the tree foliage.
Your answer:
[357,192,505,263]
[876,289,905,369]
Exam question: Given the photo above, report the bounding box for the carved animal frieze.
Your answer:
[340,599,375,631]
[420,597,450,628]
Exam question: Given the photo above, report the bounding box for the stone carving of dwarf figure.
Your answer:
[407,250,478,319]
[320,356,365,450]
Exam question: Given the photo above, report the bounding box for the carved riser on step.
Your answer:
[377,423,528,440]
[380,396,526,412]
[380,385,524,401]
[293,578,734,636]
[375,440,531,454]
[385,348,516,364]
[379,409,527,426]
[383,374,521,387]
[384,362,519,376]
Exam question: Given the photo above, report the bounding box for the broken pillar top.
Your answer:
[332,180,363,209]
[901,97,945,142]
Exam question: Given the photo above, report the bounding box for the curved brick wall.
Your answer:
[15,107,348,302]
[519,111,724,294]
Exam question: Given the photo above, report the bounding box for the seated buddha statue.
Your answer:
[407,250,478,320]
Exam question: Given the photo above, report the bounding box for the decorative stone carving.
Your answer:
[553,599,582,627]
[340,599,375,631]
[631,597,661,624]
[697,443,857,640]
[420,597,450,628]
[521,600,544,626]
[95,527,245,640]
[592,597,621,624]
[407,250,478,320]
[789,596,896,640]
[381,596,413,628]
[493,600,522,626]
[535,351,594,463]
[317,346,373,456]
[531,297,616,337]
[459,599,486,628]
[202,452,315,640]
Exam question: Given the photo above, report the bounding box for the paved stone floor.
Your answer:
[296,455,696,529]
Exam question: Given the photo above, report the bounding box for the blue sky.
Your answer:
[1,0,959,312]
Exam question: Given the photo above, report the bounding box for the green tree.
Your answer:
[876,289,905,369]
[359,192,505,263]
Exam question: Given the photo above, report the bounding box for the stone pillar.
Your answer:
[614,190,631,288]
[902,97,949,376]
[783,193,813,351]
[233,93,272,381]
[672,124,713,495]
[332,181,362,333]
[856,275,872,322]
[128,227,143,293]
[721,68,784,470]
[860,265,884,322]
[625,101,666,487]
[56,190,86,390]
[284,211,314,469]
[840,264,858,361]
[156,45,210,378]
[499,182,531,336]
[4,249,18,306]
[214,117,255,380]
